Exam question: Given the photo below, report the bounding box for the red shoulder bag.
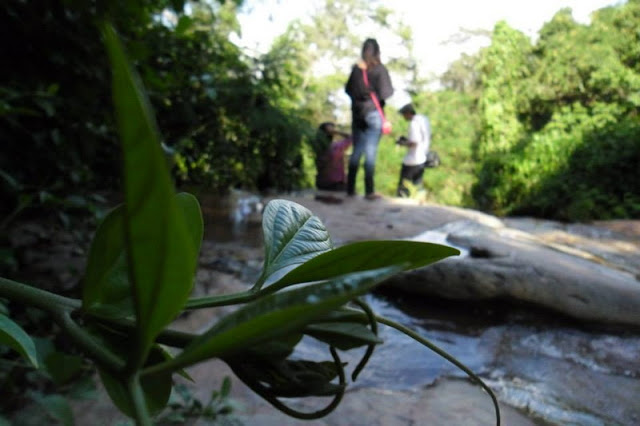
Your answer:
[361,68,392,135]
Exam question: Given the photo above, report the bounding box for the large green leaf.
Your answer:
[0,313,38,367]
[82,205,130,313]
[270,240,460,291]
[102,24,198,364]
[148,265,404,374]
[259,200,333,288]
[82,193,202,320]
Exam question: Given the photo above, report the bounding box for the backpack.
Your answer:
[425,150,440,168]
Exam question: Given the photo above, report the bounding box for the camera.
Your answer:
[396,136,408,145]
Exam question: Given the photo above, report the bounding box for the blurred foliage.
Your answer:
[1,0,312,228]
[471,1,640,220]
[1,0,638,228]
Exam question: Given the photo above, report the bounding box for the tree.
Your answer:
[472,2,640,220]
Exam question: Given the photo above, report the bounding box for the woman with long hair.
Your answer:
[344,38,394,200]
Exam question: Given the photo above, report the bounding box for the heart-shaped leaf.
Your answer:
[0,313,38,368]
[258,200,333,288]
[103,23,199,365]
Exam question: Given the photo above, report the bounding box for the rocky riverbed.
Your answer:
[8,191,640,425]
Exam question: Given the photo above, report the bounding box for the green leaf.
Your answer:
[150,265,404,373]
[82,205,129,312]
[66,376,98,401]
[102,23,198,364]
[246,333,303,359]
[98,346,173,418]
[83,194,201,320]
[34,394,74,426]
[271,240,460,291]
[0,300,9,316]
[0,313,38,367]
[312,308,370,324]
[44,352,84,386]
[259,200,333,288]
[0,168,21,191]
[229,357,342,398]
[175,16,194,36]
[219,377,232,399]
[175,192,203,256]
[304,322,382,350]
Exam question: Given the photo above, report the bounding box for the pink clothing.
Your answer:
[316,137,352,189]
[326,138,352,183]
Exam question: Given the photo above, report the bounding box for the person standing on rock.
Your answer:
[345,38,394,201]
[395,103,431,197]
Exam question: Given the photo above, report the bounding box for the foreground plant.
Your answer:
[0,24,500,425]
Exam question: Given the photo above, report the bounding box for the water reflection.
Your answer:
[198,192,264,247]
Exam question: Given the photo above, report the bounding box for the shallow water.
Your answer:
[201,193,640,425]
[361,293,640,425]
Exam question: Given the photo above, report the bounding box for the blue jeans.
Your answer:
[347,110,382,195]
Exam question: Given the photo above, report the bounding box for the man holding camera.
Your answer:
[395,103,431,197]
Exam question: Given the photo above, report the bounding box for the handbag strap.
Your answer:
[361,68,386,121]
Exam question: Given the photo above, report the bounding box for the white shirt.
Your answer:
[403,114,431,166]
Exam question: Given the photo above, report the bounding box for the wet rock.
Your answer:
[267,195,640,327]
[388,220,640,327]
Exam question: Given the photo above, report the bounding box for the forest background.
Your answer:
[2,0,639,225]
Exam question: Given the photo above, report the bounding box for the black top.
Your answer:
[345,63,394,128]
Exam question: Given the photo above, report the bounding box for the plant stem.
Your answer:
[87,313,196,348]
[374,314,501,426]
[54,310,125,371]
[0,277,81,312]
[0,277,125,372]
[128,373,152,426]
[350,298,377,381]
[185,290,256,309]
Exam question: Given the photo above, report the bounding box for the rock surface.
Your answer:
[273,193,640,327]
[12,192,639,425]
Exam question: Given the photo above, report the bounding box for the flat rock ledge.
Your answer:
[386,219,640,327]
[273,194,640,327]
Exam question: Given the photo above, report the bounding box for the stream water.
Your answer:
[200,193,640,425]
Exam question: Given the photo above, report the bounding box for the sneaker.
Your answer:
[365,193,382,201]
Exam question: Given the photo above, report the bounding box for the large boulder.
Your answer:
[385,220,640,327]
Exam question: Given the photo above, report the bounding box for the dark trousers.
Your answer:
[396,163,425,197]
